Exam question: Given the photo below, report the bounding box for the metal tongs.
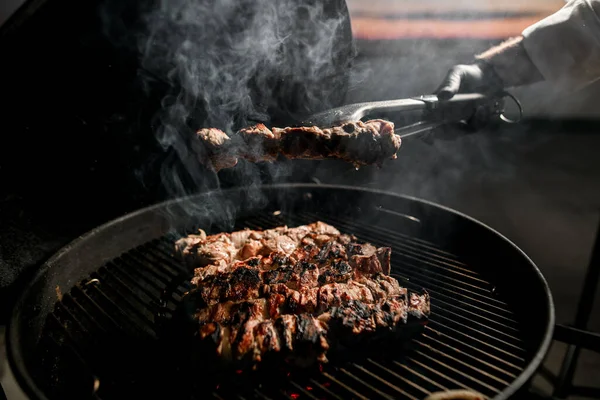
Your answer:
[302,92,523,140]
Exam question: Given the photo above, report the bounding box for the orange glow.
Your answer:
[290,393,300,399]
[351,16,548,40]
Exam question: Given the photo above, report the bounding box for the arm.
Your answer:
[520,0,600,90]
[436,0,600,99]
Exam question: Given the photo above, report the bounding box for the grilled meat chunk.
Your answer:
[194,119,400,171]
[193,293,426,367]
[176,221,346,272]
[175,222,430,370]
[176,222,391,285]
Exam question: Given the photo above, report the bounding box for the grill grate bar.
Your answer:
[352,363,422,399]
[51,303,94,349]
[67,289,117,333]
[424,325,522,371]
[143,252,188,282]
[145,239,189,273]
[89,271,156,328]
[370,358,447,393]
[421,332,517,379]
[411,349,500,395]
[128,249,181,281]
[429,313,524,354]
[321,372,370,400]
[49,303,115,398]
[97,265,157,310]
[391,270,514,318]
[120,253,175,287]
[391,274,516,325]
[57,296,106,339]
[368,227,468,265]
[390,263,512,313]
[392,255,496,292]
[107,261,164,296]
[288,382,320,400]
[308,379,344,400]
[338,367,396,399]
[402,357,475,393]
[414,340,511,387]
[426,321,524,363]
[82,280,156,338]
[429,304,522,343]
[132,245,187,279]
[396,251,490,285]
[46,313,104,399]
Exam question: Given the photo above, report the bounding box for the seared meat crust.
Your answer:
[194,119,401,171]
[175,222,429,370]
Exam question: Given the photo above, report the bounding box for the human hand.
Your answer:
[435,61,504,101]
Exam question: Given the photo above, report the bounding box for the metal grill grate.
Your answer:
[37,210,528,400]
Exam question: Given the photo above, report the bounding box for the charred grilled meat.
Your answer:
[193,119,401,171]
[174,222,429,370]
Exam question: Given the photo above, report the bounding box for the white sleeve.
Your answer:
[522,0,600,90]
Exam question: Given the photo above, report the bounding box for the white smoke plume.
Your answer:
[118,0,356,223]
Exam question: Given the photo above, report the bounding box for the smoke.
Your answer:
[105,0,356,224]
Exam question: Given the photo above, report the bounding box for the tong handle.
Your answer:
[413,93,506,123]
[395,92,522,141]
[301,92,518,128]
[350,93,507,123]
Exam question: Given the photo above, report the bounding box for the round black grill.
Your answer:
[7,185,554,400]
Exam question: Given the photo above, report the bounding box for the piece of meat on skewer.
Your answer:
[194,119,401,171]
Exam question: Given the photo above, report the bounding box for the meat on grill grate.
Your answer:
[193,119,401,171]
[175,222,429,369]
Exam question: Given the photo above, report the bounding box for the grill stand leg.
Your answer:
[552,215,600,399]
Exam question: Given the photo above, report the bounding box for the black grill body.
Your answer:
[7,184,554,400]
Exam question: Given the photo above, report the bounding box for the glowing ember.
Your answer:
[290,393,300,400]
[236,370,243,374]
[306,386,313,391]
